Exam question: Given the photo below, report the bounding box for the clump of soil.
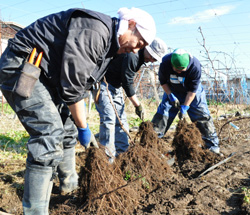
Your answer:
[136,120,158,148]
[77,146,137,215]
[172,119,219,179]
[118,121,170,192]
[76,121,170,215]
[135,120,169,154]
[172,118,206,162]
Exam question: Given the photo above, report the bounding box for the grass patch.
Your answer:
[242,187,250,204]
[0,103,14,115]
[0,130,28,158]
[127,116,142,128]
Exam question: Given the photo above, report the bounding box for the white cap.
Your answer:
[117,7,156,45]
[146,38,167,62]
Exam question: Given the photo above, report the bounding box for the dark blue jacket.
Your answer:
[0,8,119,105]
[159,53,201,93]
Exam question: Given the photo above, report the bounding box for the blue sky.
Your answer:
[1,0,250,75]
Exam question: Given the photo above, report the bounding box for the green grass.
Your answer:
[0,103,14,115]
[0,130,29,155]
[207,99,225,106]
[89,123,100,134]
[242,187,250,204]
[0,102,28,160]
[127,116,142,128]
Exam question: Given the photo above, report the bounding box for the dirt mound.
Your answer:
[74,121,170,215]
[78,146,137,215]
[50,120,245,215]
[172,118,205,162]
[1,117,250,215]
[172,119,219,179]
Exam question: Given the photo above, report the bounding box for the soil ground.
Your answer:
[0,106,250,215]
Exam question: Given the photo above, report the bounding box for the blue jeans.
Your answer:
[95,82,129,158]
[152,86,219,149]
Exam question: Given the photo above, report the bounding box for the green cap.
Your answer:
[171,49,190,69]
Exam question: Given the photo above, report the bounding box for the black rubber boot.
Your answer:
[151,113,169,138]
[196,116,220,150]
[57,147,78,194]
[22,163,53,215]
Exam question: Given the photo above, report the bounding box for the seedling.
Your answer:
[124,171,131,181]
[141,177,150,189]
[242,187,250,204]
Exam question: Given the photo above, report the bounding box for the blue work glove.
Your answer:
[167,93,180,109]
[77,124,99,149]
[178,105,190,120]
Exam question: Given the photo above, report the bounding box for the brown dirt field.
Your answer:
[1,114,250,215]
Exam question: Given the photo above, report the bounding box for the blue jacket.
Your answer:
[158,53,201,93]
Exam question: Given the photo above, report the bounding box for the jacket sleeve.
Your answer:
[60,19,109,105]
[121,53,138,97]
[158,54,172,86]
[186,58,201,92]
[158,61,169,86]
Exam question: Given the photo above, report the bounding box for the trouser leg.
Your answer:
[55,95,78,193]
[151,93,179,137]
[1,77,76,213]
[96,82,116,158]
[195,117,219,150]
[188,90,220,152]
[96,107,116,158]
[2,86,63,214]
[23,163,54,215]
[113,87,129,155]
[151,113,170,137]
[57,147,78,193]
[1,83,65,166]
[0,47,78,212]
[96,82,129,158]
